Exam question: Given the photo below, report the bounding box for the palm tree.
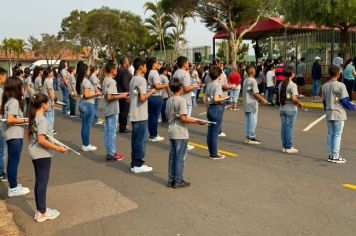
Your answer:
[1,38,26,67]
[169,9,193,50]
[144,0,174,53]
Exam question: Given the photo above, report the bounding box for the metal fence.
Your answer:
[150,46,211,64]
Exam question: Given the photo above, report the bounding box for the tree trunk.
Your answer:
[340,27,351,60]
[229,32,238,66]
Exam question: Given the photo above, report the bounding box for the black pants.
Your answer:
[344,79,354,101]
[274,80,283,106]
[119,99,130,131]
[32,158,51,213]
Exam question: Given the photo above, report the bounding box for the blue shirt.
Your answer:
[343,65,355,80]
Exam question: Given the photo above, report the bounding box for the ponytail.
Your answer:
[280,66,294,106]
[26,93,49,140]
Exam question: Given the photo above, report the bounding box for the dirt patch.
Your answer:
[0,200,22,236]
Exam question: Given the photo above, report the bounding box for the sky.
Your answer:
[0,0,214,48]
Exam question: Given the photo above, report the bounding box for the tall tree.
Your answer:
[162,0,275,65]
[144,1,174,52]
[1,38,26,66]
[28,34,67,67]
[279,0,356,60]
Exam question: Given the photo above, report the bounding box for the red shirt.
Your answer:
[228,72,241,85]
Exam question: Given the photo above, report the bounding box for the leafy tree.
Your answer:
[1,38,26,66]
[162,0,275,65]
[279,0,356,60]
[144,1,175,53]
[60,7,149,64]
[28,34,67,67]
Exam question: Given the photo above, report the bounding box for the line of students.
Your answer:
[0,57,355,223]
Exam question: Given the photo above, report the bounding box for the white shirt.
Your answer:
[266,71,275,87]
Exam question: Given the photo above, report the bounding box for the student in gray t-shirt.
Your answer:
[242,66,268,144]
[2,78,29,194]
[278,66,303,154]
[43,70,55,131]
[166,78,204,188]
[160,66,171,123]
[322,65,356,163]
[129,58,156,173]
[172,56,199,117]
[27,93,68,222]
[102,62,129,160]
[34,76,43,93]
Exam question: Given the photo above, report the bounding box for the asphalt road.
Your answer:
[1,97,356,236]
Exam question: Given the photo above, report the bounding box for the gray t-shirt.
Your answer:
[166,96,189,139]
[29,114,53,160]
[129,75,148,122]
[69,74,76,94]
[90,74,101,90]
[148,70,162,96]
[24,76,31,98]
[4,98,24,140]
[296,62,306,78]
[43,78,53,100]
[243,77,259,112]
[173,69,192,106]
[279,81,298,112]
[160,75,170,99]
[26,78,35,97]
[102,77,120,117]
[81,78,95,104]
[34,77,42,93]
[205,82,224,105]
[205,74,228,95]
[322,80,349,121]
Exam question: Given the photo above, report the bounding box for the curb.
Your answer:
[0,200,23,236]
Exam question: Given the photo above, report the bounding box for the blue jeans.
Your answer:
[32,157,51,213]
[93,98,99,124]
[312,80,321,96]
[45,105,54,132]
[53,77,59,90]
[6,139,23,188]
[244,111,258,139]
[131,120,148,168]
[327,120,344,158]
[207,104,224,156]
[79,102,94,146]
[148,96,163,137]
[280,110,297,149]
[60,83,70,114]
[161,98,168,122]
[169,139,188,182]
[0,130,5,175]
[267,86,274,104]
[104,114,118,156]
[230,88,241,103]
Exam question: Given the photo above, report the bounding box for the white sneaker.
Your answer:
[82,144,97,152]
[218,132,226,137]
[285,147,299,154]
[95,120,104,125]
[8,185,30,197]
[187,144,195,150]
[149,136,164,142]
[34,208,60,223]
[282,148,286,153]
[131,165,153,173]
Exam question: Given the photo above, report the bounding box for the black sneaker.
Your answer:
[105,154,115,162]
[248,138,261,145]
[0,173,8,182]
[167,179,175,188]
[53,130,58,135]
[173,180,191,189]
[209,154,226,160]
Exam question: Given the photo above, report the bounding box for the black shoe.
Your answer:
[173,180,191,189]
[0,173,8,182]
[167,179,175,187]
[53,130,58,135]
[119,129,131,133]
[105,154,115,162]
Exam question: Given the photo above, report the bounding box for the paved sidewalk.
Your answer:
[0,200,22,236]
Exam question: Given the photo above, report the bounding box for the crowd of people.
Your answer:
[0,53,355,223]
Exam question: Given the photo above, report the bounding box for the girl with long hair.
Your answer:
[27,93,68,222]
[0,78,30,197]
[146,57,168,142]
[42,69,55,132]
[78,64,102,151]
[279,66,303,154]
[89,66,102,125]
[32,66,44,94]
